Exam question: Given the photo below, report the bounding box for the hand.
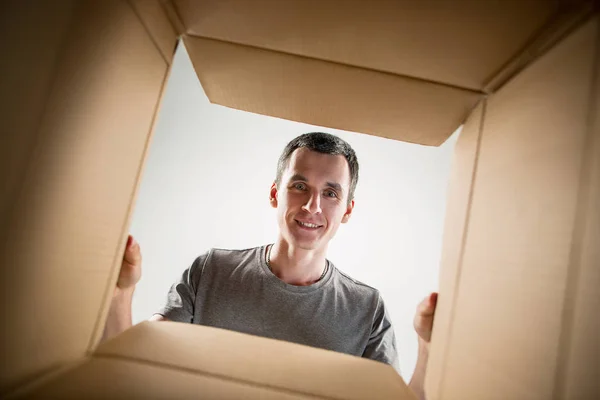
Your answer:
[116,235,142,292]
[413,292,438,345]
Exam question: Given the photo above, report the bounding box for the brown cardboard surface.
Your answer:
[0,1,169,394]
[173,0,555,91]
[429,16,599,400]
[2,1,599,399]
[24,358,317,400]
[159,0,186,36]
[86,15,177,357]
[556,19,600,399]
[174,1,593,146]
[183,36,481,146]
[0,0,77,245]
[424,101,485,399]
[482,0,597,93]
[129,0,178,64]
[94,321,416,400]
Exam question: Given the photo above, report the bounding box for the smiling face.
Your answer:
[270,147,354,252]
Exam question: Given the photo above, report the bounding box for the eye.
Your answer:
[324,190,338,198]
[293,182,307,191]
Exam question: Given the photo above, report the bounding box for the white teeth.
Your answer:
[298,221,319,228]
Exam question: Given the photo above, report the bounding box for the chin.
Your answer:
[296,241,321,251]
[284,231,322,250]
[286,236,316,250]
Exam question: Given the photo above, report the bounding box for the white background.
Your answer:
[130,43,459,380]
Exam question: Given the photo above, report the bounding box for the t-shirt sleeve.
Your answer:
[154,252,208,323]
[362,294,400,374]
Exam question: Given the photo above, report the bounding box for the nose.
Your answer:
[301,190,322,214]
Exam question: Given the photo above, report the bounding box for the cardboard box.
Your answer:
[0,1,598,399]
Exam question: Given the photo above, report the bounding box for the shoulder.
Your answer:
[198,245,264,271]
[332,266,382,305]
[209,245,263,261]
[335,268,380,295]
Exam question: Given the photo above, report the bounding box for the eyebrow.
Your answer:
[289,174,344,194]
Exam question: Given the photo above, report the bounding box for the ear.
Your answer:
[269,182,279,208]
[341,199,354,223]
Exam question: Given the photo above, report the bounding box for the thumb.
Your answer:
[123,235,141,266]
[417,292,438,317]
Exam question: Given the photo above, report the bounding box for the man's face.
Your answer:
[270,148,354,251]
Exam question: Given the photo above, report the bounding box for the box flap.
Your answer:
[556,15,600,399]
[22,358,318,399]
[426,16,600,399]
[129,0,178,63]
[0,1,168,393]
[424,100,485,399]
[184,36,481,146]
[169,0,583,146]
[173,0,556,91]
[91,321,416,400]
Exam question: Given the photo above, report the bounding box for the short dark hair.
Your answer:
[275,132,359,203]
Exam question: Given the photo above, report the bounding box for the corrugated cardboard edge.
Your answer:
[1,1,177,395]
[183,35,481,146]
[85,41,178,354]
[423,99,486,399]
[172,0,560,92]
[160,0,186,37]
[128,0,178,64]
[426,12,600,400]
[18,321,417,399]
[29,356,325,399]
[428,14,599,399]
[483,0,596,93]
[94,321,418,400]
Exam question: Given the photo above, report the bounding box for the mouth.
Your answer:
[295,219,323,230]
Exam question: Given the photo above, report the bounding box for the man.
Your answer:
[103,132,437,400]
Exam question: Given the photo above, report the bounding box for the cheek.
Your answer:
[323,203,347,223]
[277,194,297,219]
[281,193,303,209]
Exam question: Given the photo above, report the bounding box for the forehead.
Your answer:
[283,148,350,186]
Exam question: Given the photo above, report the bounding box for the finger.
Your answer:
[417,292,438,316]
[124,236,141,265]
[414,314,434,331]
[414,311,434,339]
[429,292,438,307]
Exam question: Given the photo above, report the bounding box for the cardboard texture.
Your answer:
[1,0,599,399]
[174,0,564,146]
[129,0,178,64]
[0,0,77,246]
[425,16,600,400]
[424,101,486,400]
[175,0,554,90]
[21,322,416,400]
[183,36,481,146]
[0,0,170,394]
[556,18,600,399]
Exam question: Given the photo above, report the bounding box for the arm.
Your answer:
[101,286,135,342]
[408,338,430,400]
[102,289,170,342]
[102,234,195,343]
[102,235,165,343]
[408,292,438,400]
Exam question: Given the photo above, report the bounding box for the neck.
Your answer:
[268,238,328,286]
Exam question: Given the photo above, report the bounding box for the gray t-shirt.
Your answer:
[157,245,399,371]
